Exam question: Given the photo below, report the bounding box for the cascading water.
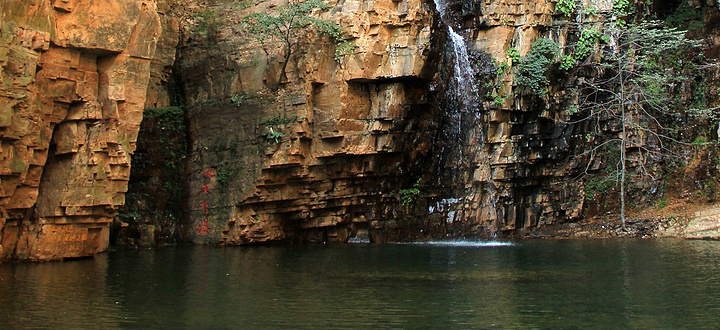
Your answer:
[431,0,500,234]
[445,27,476,113]
[431,0,478,173]
[432,0,478,124]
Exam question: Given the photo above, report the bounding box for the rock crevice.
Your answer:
[0,0,177,260]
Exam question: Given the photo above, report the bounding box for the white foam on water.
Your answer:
[398,241,515,247]
[347,237,371,244]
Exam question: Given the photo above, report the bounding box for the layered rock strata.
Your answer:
[177,0,442,244]
[176,0,581,245]
[3,0,717,256]
[175,0,720,245]
[0,0,176,260]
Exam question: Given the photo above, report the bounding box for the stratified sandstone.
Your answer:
[173,0,720,246]
[3,0,717,256]
[0,0,176,260]
[175,0,582,245]
[177,0,440,244]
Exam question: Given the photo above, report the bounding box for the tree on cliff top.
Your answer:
[243,0,351,87]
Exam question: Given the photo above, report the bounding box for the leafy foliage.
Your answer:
[259,115,300,144]
[612,0,632,17]
[505,47,521,62]
[216,167,238,191]
[491,93,509,106]
[584,176,612,199]
[193,10,220,39]
[334,40,357,62]
[583,6,598,16]
[514,38,559,96]
[575,28,602,61]
[496,61,511,75]
[560,28,604,71]
[231,94,246,106]
[559,54,575,71]
[555,0,577,18]
[572,20,705,229]
[262,127,285,143]
[243,0,353,84]
[400,179,422,205]
[245,0,333,41]
[665,1,704,31]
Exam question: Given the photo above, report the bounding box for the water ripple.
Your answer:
[398,241,515,247]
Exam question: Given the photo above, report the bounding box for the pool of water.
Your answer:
[1,239,719,328]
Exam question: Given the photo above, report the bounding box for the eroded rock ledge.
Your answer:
[0,0,177,260]
[175,0,440,245]
[3,0,720,259]
[170,0,720,246]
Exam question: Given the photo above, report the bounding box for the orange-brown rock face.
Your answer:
[177,0,440,244]
[173,0,601,245]
[171,0,718,246]
[173,0,603,245]
[0,0,176,260]
[127,0,719,247]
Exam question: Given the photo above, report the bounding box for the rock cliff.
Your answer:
[0,0,177,260]
[2,0,719,259]
[169,0,720,246]
[175,0,441,244]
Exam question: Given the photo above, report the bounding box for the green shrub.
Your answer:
[231,95,246,106]
[193,10,220,38]
[575,28,602,61]
[665,2,704,31]
[585,176,611,199]
[334,40,357,62]
[497,61,511,75]
[514,38,559,96]
[556,0,577,18]
[400,179,421,205]
[559,54,575,71]
[612,0,632,17]
[692,135,708,145]
[505,47,521,62]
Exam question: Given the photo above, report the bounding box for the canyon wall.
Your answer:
[175,0,443,245]
[2,0,718,258]
[170,0,720,246]
[172,0,588,245]
[0,0,177,260]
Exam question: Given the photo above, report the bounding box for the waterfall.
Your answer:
[433,0,478,121]
[446,26,476,114]
[431,0,480,164]
[432,0,480,172]
[431,0,500,234]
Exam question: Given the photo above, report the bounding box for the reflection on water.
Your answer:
[398,240,515,247]
[1,240,720,328]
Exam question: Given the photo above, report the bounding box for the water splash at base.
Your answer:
[398,241,515,247]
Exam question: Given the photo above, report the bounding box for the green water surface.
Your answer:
[1,239,719,328]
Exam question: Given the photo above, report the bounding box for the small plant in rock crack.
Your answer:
[505,47,521,63]
[400,179,422,205]
[231,95,246,106]
[262,127,284,143]
[496,61,511,75]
